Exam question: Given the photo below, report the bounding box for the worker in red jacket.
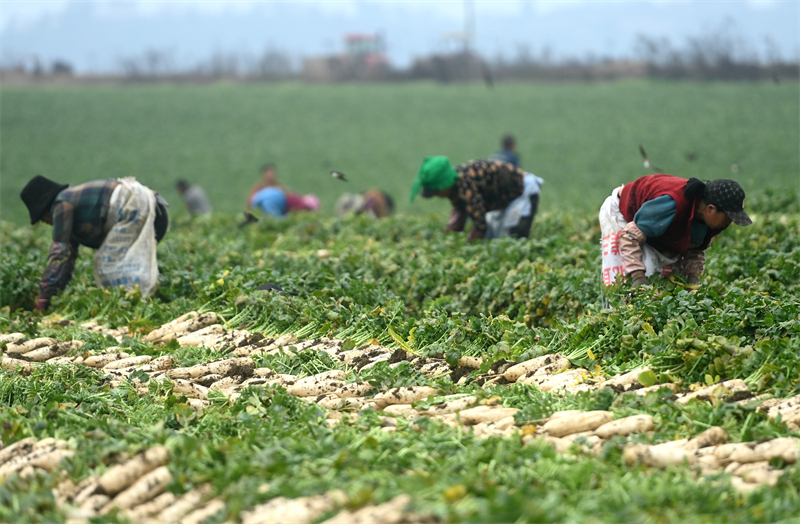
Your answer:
[599,174,751,288]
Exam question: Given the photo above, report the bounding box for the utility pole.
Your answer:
[464,0,475,55]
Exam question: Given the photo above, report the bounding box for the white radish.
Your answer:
[195,373,225,387]
[504,354,570,382]
[167,357,255,380]
[319,494,411,524]
[171,379,209,399]
[97,445,169,496]
[741,467,782,486]
[208,376,242,391]
[81,493,111,513]
[180,498,226,524]
[317,396,366,410]
[423,396,478,416]
[101,465,171,513]
[29,448,74,472]
[333,382,374,398]
[594,415,654,438]
[103,355,153,370]
[155,484,211,523]
[240,491,346,524]
[24,340,83,362]
[542,411,612,437]
[177,324,226,347]
[519,368,585,390]
[372,386,437,409]
[417,361,452,377]
[0,437,36,466]
[457,356,483,369]
[0,440,68,477]
[0,333,25,345]
[287,379,345,398]
[141,355,174,372]
[83,352,130,368]
[676,379,749,405]
[458,406,519,425]
[530,435,573,453]
[187,398,210,411]
[142,312,200,342]
[696,454,723,474]
[381,404,418,416]
[735,437,800,464]
[548,410,587,420]
[685,426,728,452]
[4,337,57,355]
[123,491,176,520]
[643,445,697,468]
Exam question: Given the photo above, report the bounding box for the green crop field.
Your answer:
[1,81,799,524]
[1,81,798,223]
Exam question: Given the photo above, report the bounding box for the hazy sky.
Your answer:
[1,1,797,73]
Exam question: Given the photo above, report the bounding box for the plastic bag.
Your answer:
[599,185,676,286]
[93,177,159,296]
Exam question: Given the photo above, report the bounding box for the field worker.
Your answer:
[247,163,285,209]
[490,134,520,168]
[250,186,288,217]
[335,189,394,218]
[286,193,321,213]
[599,174,751,288]
[176,179,212,215]
[410,156,543,241]
[20,175,169,311]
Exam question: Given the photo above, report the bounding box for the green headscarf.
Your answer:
[409,156,459,202]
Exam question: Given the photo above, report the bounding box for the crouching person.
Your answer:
[410,156,543,241]
[599,174,751,288]
[20,175,169,311]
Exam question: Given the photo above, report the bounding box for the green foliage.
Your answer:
[1,82,798,223]
[1,81,800,523]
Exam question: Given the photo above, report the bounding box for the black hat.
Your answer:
[20,175,69,224]
[705,179,752,226]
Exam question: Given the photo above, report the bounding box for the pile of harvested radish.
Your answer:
[2,308,799,523]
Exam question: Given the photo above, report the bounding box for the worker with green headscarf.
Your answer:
[410,156,543,241]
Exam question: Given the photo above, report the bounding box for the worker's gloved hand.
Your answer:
[629,271,650,289]
[467,229,484,242]
[686,275,700,285]
[35,296,50,312]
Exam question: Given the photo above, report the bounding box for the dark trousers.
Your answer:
[509,194,539,239]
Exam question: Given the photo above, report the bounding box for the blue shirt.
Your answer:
[490,150,520,168]
[251,187,287,217]
[633,195,708,249]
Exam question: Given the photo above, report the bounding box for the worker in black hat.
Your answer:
[20,175,168,311]
[599,174,751,288]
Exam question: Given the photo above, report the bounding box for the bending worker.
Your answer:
[20,175,169,311]
[599,174,751,288]
[410,156,543,241]
[335,189,394,219]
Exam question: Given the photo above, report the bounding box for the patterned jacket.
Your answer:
[39,180,118,308]
[446,160,525,240]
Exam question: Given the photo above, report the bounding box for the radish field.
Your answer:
[1,81,800,523]
[1,81,798,222]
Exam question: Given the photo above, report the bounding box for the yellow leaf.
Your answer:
[443,484,467,503]
[479,395,502,406]
[587,349,596,360]
[216,278,225,286]
[521,424,537,436]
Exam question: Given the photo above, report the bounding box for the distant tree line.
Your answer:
[1,22,796,83]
